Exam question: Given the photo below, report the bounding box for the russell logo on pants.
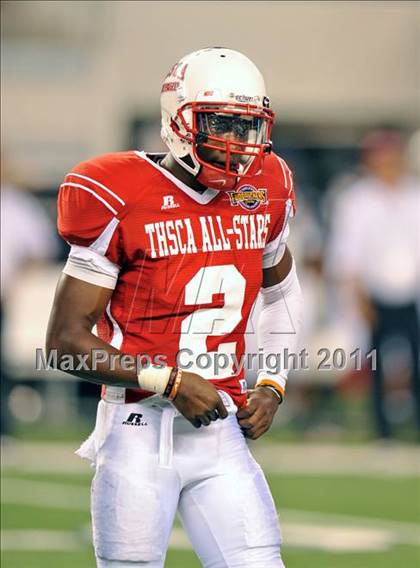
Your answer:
[122,413,148,426]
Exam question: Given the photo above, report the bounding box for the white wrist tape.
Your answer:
[256,259,303,394]
[137,365,173,394]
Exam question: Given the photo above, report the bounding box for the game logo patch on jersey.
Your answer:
[228,185,268,211]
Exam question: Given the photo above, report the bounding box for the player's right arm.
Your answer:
[46,157,227,426]
[47,276,227,426]
[47,275,226,426]
[46,274,137,386]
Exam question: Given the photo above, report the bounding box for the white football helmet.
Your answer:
[160,47,275,191]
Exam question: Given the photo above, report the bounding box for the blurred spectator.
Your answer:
[407,129,420,178]
[1,162,59,436]
[326,130,420,439]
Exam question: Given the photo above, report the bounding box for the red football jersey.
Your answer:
[58,150,295,408]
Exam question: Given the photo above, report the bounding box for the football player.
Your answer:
[46,47,303,568]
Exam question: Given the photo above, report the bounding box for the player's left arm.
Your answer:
[237,245,303,440]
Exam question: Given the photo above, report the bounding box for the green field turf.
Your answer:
[2,446,419,567]
[2,547,419,568]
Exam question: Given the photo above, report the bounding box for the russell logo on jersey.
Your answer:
[161,195,180,211]
[227,185,268,211]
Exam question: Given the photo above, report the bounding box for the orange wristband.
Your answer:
[167,368,183,401]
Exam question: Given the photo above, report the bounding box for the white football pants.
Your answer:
[77,391,285,568]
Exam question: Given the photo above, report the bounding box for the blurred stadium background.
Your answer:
[1,1,419,567]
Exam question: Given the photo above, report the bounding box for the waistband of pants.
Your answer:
[102,387,237,470]
[103,386,237,413]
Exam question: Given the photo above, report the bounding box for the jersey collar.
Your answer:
[134,151,219,205]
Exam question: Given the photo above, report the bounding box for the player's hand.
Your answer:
[236,387,280,440]
[172,371,228,428]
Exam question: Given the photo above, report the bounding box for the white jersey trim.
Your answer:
[63,245,120,289]
[69,172,126,206]
[90,217,120,256]
[262,197,293,268]
[106,302,123,349]
[262,228,288,268]
[276,156,293,193]
[135,151,219,205]
[60,182,118,215]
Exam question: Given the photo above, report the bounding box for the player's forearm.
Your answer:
[256,259,303,398]
[46,326,139,388]
[46,325,229,426]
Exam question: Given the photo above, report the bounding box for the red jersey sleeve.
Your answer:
[263,155,296,269]
[58,156,127,265]
[58,155,128,288]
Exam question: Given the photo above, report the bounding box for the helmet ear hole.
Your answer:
[181,154,195,169]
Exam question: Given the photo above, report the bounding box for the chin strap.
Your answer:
[196,166,239,191]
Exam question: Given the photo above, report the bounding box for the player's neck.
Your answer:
[159,154,207,194]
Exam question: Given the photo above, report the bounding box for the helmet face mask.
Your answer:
[173,101,274,180]
[161,48,275,191]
